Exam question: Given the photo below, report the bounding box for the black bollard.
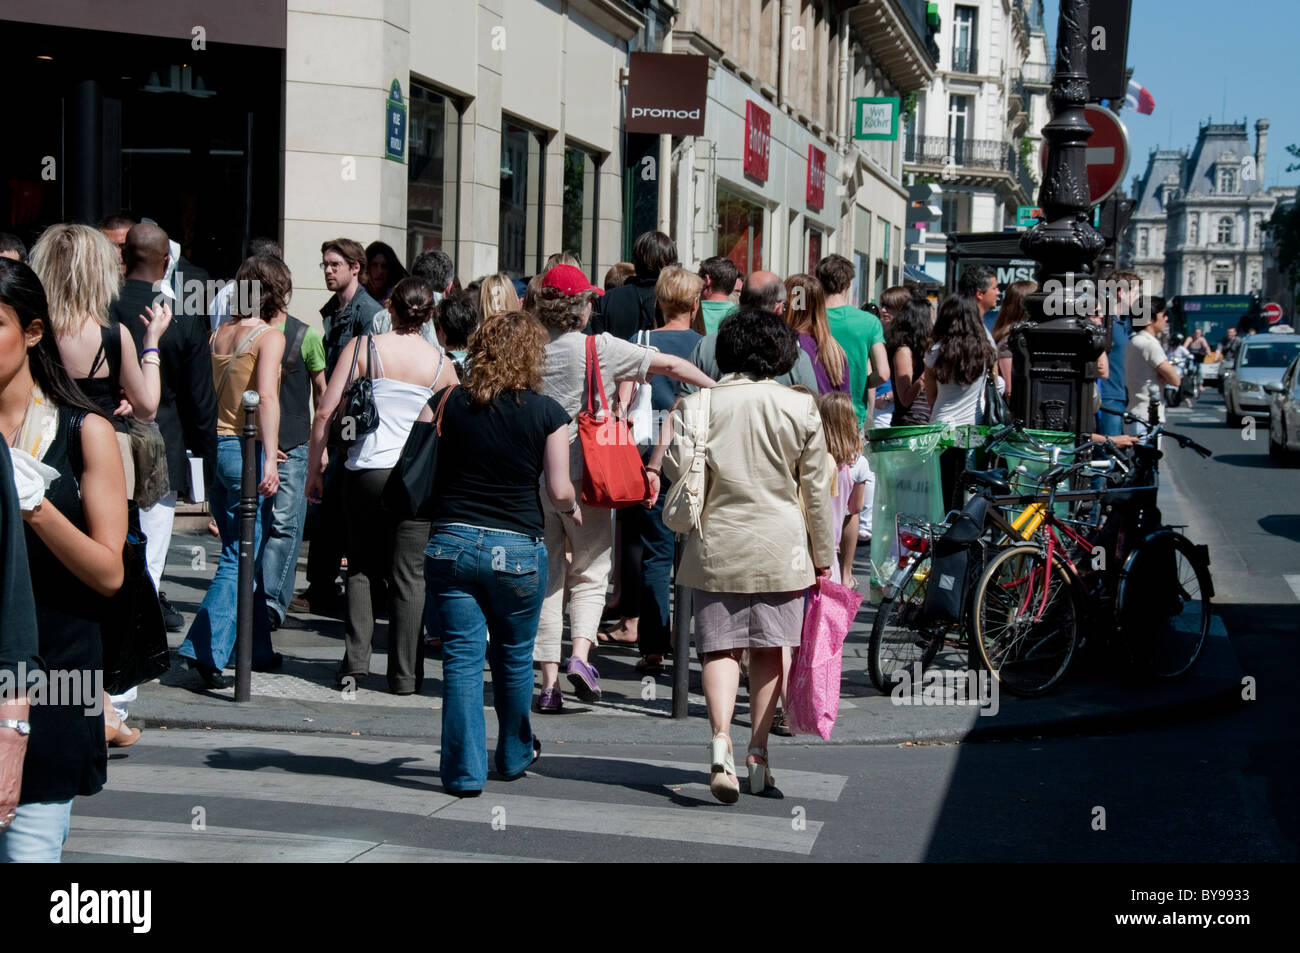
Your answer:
[234,390,260,703]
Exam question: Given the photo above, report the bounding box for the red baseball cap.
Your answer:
[541,263,604,296]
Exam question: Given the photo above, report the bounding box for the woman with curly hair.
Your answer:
[422,311,575,795]
[532,264,714,712]
[307,277,457,695]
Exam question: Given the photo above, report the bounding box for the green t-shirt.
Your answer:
[276,319,327,374]
[699,299,735,335]
[826,304,885,428]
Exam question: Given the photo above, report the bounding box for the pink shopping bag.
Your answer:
[786,577,863,740]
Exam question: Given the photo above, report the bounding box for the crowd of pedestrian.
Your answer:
[4,211,1082,862]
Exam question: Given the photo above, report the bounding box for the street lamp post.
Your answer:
[1012,0,1109,435]
[234,389,260,703]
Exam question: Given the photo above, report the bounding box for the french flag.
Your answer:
[1125,80,1155,115]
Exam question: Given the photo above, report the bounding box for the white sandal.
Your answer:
[709,734,740,804]
[747,747,775,795]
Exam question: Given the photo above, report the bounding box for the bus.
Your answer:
[1169,295,1263,346]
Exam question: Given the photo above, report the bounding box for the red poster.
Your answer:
[744,101,770,183]
[806,145,825,210]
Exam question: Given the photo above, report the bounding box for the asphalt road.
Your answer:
[64,388,1298,863]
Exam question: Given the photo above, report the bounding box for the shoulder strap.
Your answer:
[215,323,273,397]
[697,385,712,448]
[281,315,308,371]
[584,334,610,415]
[432,384,458,436]
[88,323,113,379]
[66,409,89,479]
[367,335,383,380]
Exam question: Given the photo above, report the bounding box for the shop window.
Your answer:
[873,218,892,301]
[563,146,599,281]
[499,119,546,279]
[854,251,870,311]
[717,186,764,275]
[407,81,461,270]
[807,227,822,274]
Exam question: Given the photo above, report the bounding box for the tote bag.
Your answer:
[382,382,456,521]
[786,576,863,740]
[661,386,711,534]
[626,329,656,446]
[577,335,648,508]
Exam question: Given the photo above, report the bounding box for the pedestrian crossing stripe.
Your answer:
[78,731,845,857]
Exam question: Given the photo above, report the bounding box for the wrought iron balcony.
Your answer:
[905,135,1011,170]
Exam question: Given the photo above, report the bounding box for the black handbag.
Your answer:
[922,495,988,625]
[69,413,170,694]
[328,335,380,449]
[982,370,1013,426]
[382,385,457,520]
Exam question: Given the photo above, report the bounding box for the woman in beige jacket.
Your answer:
[664,308,835,803]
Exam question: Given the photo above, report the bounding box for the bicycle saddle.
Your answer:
[966,468,1012,496]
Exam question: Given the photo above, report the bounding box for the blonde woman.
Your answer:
[784,274,849,397]
[29,224,169,428]
[478,273,521,323]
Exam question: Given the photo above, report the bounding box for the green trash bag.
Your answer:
[865,424,950,591]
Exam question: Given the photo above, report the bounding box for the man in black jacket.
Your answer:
[588,230,676,340]
[109,223,218,630]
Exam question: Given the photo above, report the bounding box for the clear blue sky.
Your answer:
[1042,0,1300,189]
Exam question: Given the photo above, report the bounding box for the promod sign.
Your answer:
[626,52,709,136]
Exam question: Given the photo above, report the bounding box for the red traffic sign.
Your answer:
[1264,302,1284,324]
[1039,104,1131,205]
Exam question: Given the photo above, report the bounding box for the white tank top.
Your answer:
[346,349,439,471]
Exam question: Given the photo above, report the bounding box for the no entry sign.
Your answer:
[1264,302,1284,324]
[1039,104,1131,205]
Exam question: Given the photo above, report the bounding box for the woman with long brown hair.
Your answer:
[990,279,1036,399]
[784,273,849,396]
[422,311,575,796]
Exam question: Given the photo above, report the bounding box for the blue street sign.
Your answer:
[385,79,406,162]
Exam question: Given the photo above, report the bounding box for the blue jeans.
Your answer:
[262,443,310,623]
[0,799,73,862]
[179,436,276,672]
[618,489,676,657]
[1097,399,1126,437]
[426,524,546,794]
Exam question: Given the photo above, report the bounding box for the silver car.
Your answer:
[1266,353,1300,461]
[1223,333,1300,426]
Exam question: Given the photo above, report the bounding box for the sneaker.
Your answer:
[564,656,602,702]
[158,592,184,632]
[535,685,563,713]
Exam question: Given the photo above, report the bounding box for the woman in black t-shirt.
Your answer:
[0,259,128,861]
[422,311,574,797]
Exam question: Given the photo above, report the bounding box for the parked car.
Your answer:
[1266,352,1300,462]
[1223,333,1300,427]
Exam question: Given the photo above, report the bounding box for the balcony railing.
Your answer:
[1021,62,1052,87]
[951,46,977,74]
[1008,70,1028,114]
[905,136,1011,171]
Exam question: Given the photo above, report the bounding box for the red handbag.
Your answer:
[578,334,649,508]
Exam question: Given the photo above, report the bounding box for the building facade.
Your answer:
[903,0,1044,283]
[1124,119,1296,304]
[1,0,943,320]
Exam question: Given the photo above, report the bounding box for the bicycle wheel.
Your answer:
[972,543,1081,697]
[1117,532,1211,678]
[868,553,946,692]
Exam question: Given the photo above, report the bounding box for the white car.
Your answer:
[1223,333,1300,427]
[1266,353,1300,462]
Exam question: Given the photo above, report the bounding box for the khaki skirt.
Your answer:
[691,589,805,654]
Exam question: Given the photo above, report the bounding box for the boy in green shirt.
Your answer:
[698,255,740,334]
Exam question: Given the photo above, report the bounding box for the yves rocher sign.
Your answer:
[625,52,709,136]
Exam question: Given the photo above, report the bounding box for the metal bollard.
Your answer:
[676,569,696,717]
[234,390,260,703]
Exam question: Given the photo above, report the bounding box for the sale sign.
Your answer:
[807,145,826,211]
[744,101,771,183]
